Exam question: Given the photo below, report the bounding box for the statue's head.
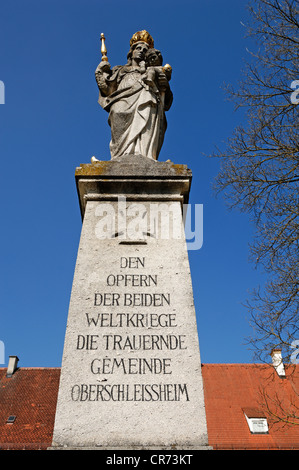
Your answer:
[145,48,163,67]
[127,30,154,64]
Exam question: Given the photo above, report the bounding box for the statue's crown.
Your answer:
[130,30,154,48]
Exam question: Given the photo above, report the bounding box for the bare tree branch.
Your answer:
[211,0,299,374]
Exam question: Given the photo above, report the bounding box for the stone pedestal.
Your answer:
[50,155,209,449]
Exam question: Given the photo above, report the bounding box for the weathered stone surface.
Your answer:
[76,155,191,178]
[51,161,208,449]
[75,155,192,218]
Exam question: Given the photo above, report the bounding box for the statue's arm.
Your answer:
[95,61,117,96]
[164,87,173,111]
[156,68,173,111]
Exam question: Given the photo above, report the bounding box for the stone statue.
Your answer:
[95,30,173,160]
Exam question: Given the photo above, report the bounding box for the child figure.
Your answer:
[143,48,172,94]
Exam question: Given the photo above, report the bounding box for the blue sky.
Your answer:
[0,0,267,367]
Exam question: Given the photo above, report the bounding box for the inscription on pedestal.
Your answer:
[70,256,191,403]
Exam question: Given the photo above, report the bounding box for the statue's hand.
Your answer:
[157,70,169,90]
[96,61,112,74]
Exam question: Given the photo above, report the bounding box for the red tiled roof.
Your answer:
[1,364,299,450]
[202,363,299,450]
[0,368,60,450]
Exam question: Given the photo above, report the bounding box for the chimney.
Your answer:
[6,356,19,378]
[271,349,285,378]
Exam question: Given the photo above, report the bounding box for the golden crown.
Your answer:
[130,30,154,48]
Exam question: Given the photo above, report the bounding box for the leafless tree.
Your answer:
[258,375,299,428]
[213,0,299,364]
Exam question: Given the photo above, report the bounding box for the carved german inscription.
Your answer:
[70,256,190,402]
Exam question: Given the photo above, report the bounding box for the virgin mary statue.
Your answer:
[95,30,173,160]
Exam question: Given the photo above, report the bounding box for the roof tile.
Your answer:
[1,363,299,449]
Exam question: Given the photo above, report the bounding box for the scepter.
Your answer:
[100,33,108,62]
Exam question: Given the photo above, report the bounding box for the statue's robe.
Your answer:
[96,64,172,160]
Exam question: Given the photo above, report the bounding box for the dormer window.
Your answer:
[6,415,16,424]
[243,408,269,434]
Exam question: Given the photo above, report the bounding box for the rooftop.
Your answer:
[0,368,60,450]
[202,363,299,450]
[1,362,299,450]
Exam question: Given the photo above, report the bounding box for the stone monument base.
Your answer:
[50,155,209,450]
